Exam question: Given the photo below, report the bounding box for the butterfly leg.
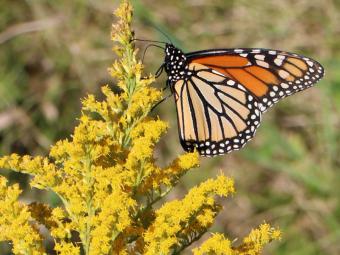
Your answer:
[150,93,172,112]
[144,63,167,90]
[155,64,164,78]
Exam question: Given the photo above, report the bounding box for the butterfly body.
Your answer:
[164,44,188,84]
[162,44,324,157]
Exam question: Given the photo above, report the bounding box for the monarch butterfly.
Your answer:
[155,43,324,157]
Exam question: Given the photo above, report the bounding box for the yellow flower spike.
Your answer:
[139,151,200,193]
[144,175,235,254]
[0,154,60,189]
[193,233,234,255]
[112,1,133,45]
[0,1,281,254]
[235,223,282,255]
[0,177,45,254]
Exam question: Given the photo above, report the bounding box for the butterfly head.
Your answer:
[164,44,187,83]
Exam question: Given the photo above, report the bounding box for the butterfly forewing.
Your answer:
[187,48,324,112]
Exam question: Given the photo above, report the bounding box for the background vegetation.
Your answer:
[0,0,339,254]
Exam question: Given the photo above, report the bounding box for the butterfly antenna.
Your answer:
[132,38,167,45]
[142,43,165,64]
[151,25,173,45]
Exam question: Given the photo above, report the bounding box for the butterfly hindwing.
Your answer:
[173,63,261,156]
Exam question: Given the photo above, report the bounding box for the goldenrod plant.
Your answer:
[0,1,281,254]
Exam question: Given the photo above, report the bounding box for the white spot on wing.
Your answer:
[256,60,269,68]
[281,83,289,89]
[255,54,265,60]
[252,49,261,53]
[274,58,283,66]
[307,60,314,67]
[227,80,235,85]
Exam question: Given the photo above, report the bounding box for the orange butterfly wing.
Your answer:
[188,48,324,112]
[163,45,324,156]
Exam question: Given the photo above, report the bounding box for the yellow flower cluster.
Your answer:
[193,223,282,255]
[0,1,281,254]
[144,176,235,254]
[193,233,233,255]
[0,177,44,254]
[235,223,282,255]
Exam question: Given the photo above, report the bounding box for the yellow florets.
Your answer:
[193,233,234,255]
[0,177,44,254]
[144,175,235,254]
[193,224,281,255]
[0,1,281,254]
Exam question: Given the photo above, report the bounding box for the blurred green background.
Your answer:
[0,0,339,254]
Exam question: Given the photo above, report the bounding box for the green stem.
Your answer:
[135,162,145,189]
[82,149,94,255]
[171,230,206,255]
